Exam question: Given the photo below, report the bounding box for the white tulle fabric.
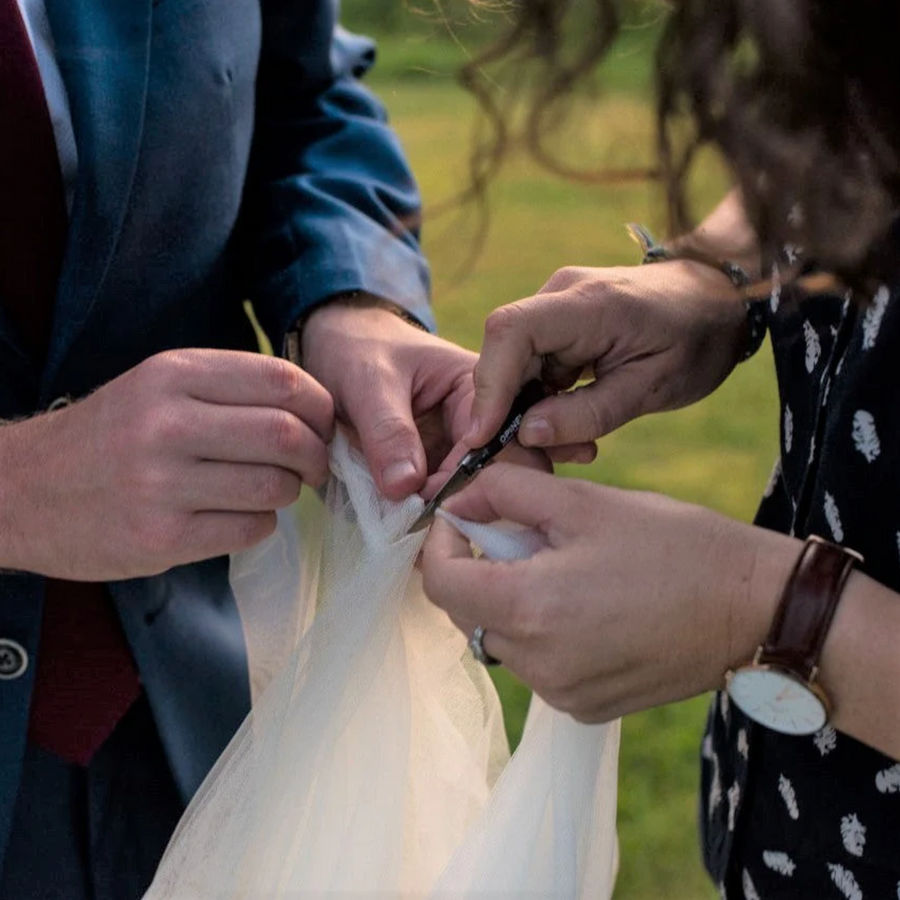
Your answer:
[144,433,620,900]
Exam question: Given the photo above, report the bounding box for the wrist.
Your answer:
[726,534,867,737]
[819,569,900,757]
[628,224,767,362]
[725,525,803,674]
[681,189,763,279]
[287,292,428,368]
[0,419,36,572]
[627,222,755,287]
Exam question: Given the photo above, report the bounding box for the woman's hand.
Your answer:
[466,259,750,453]
[422,464,797,723]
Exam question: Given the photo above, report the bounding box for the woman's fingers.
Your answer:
[518,359,668,448]
[468,305,544,446]
[546,442,598,465]
[445,613,512,666]
[439,463,578,531]
[422,517,524,633]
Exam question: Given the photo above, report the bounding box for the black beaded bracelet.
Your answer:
[626,223,767,361]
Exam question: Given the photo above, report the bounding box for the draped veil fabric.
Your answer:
[144,433,620,899]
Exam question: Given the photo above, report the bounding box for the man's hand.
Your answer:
[302,301,530,502]
[0,349,334,580]
[466,258,750,453]
[422,464,796,724]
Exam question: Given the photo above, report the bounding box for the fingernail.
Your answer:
[465,417,482,444]
[519,416,554,446]
[383,459,418,489]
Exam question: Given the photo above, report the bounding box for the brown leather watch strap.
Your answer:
[757,535,862,681]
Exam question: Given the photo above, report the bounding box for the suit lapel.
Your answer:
[41,0,152,386]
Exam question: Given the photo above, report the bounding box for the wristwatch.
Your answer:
[726,535,862,735]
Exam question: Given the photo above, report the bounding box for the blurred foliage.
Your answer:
[341,0,669,91]
[342,0,665,38]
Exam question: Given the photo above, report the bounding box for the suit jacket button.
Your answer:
[0,639,28,680]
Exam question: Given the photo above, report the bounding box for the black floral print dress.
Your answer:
[701,260,900,898]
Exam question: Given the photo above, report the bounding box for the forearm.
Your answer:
[820,570,900,760]
[240,18,433,345]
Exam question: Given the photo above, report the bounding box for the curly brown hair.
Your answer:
[461,0,900,286]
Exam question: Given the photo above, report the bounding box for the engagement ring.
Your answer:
[469,625,501,667]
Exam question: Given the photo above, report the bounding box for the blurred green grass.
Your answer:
[344,17,780,900]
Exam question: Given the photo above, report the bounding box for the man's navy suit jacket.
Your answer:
[0,0,433,863]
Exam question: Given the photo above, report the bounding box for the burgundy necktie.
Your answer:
[0,0,141,766]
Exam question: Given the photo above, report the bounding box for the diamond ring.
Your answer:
[469,625,501,667]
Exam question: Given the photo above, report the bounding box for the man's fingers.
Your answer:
[342,373,426,500]
[180,463,304,512]
[185,511,278,561]
[149,349,335,442]
[187,406,330,483]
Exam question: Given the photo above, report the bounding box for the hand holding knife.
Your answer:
[407,379,549,533]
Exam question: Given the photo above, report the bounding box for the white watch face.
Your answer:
[727,667,828,735]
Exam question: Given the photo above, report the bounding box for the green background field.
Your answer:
[340,6,780,898]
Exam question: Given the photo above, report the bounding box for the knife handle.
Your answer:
[462,379,550,473]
